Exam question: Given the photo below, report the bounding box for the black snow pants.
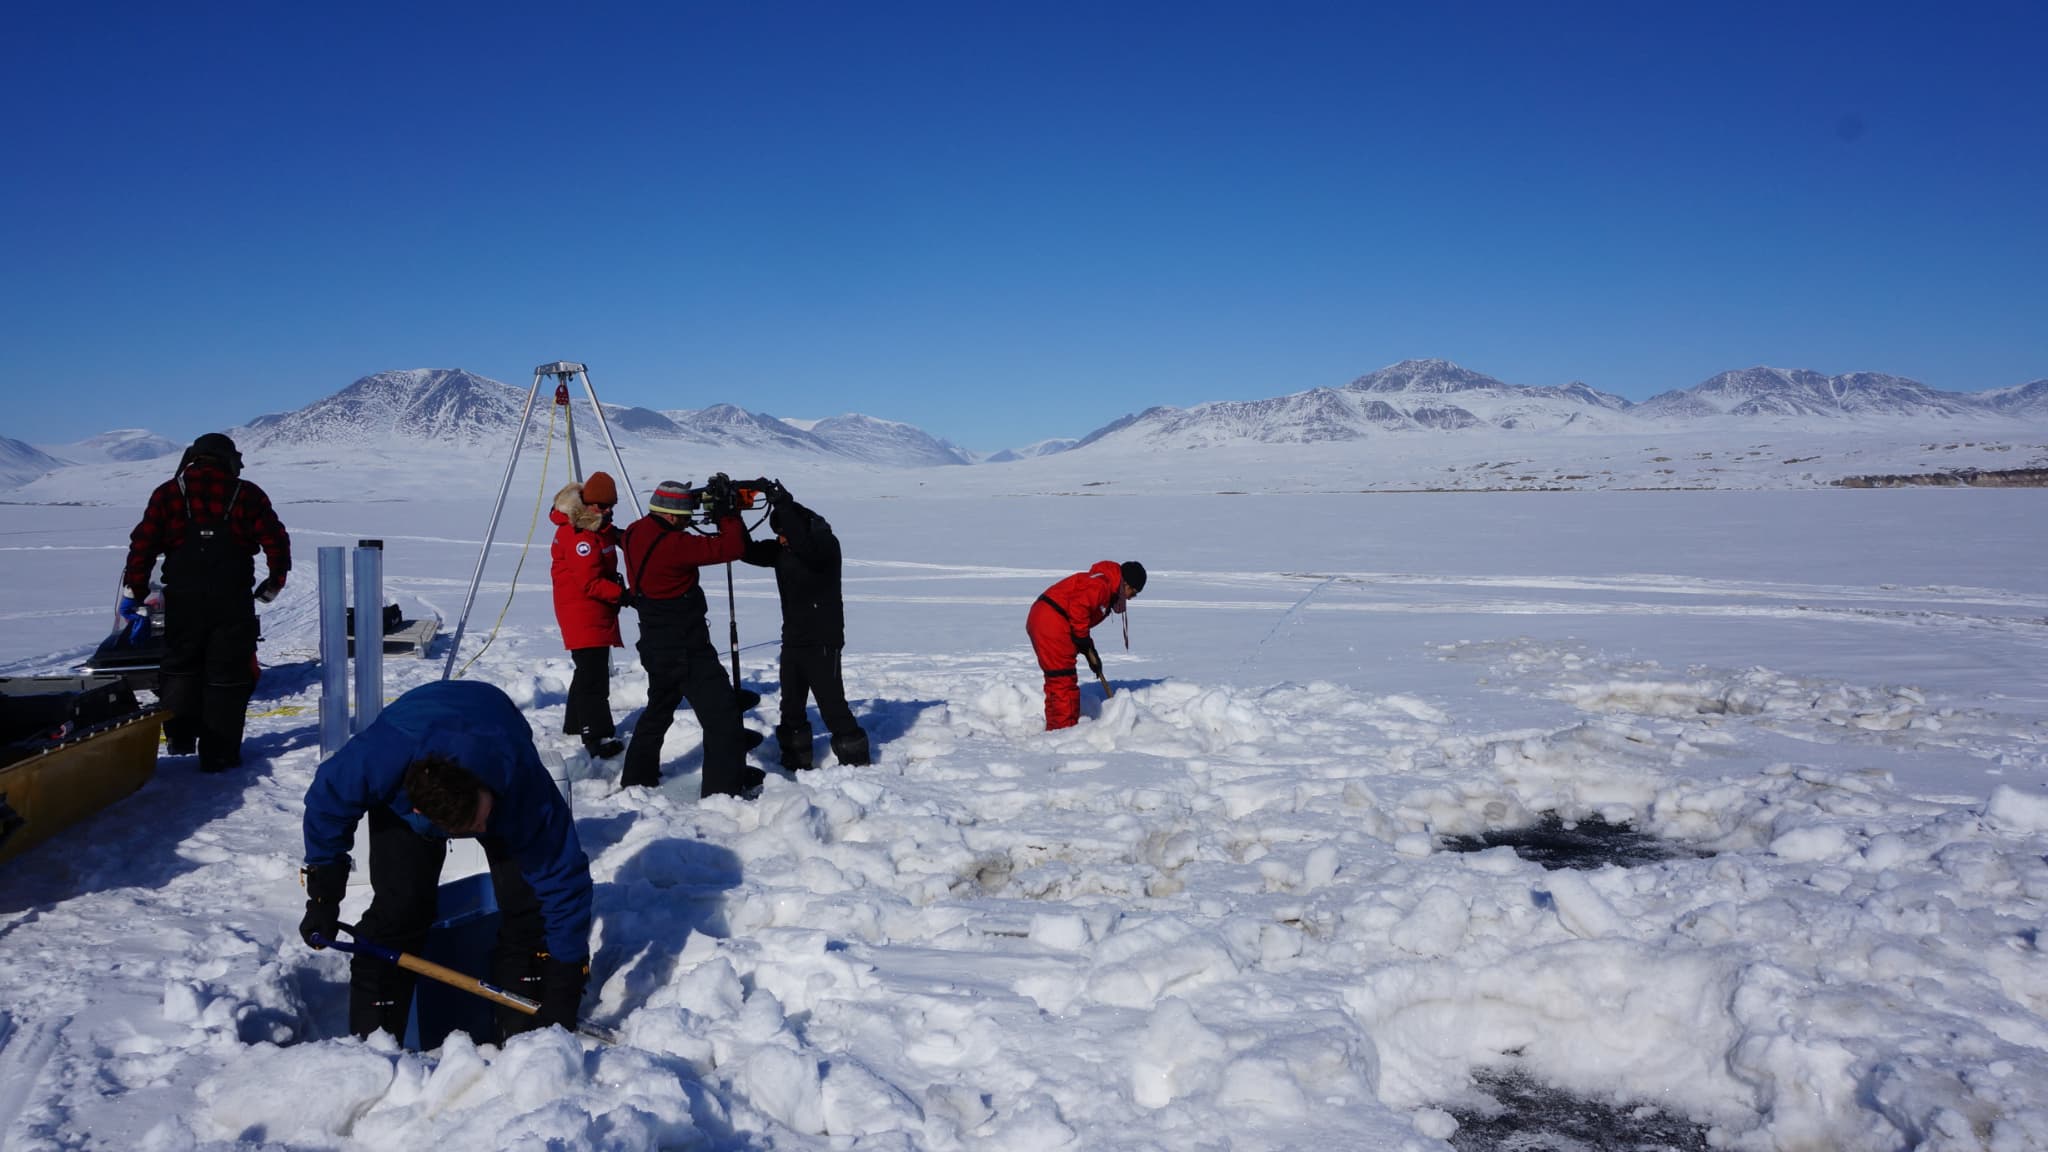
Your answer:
[775,643,869,769]
[562,646,616,749]
[158,507,258,772]
[625,596,750,796]
[348,806,548,1045]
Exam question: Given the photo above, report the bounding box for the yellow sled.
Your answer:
[0,676,164,864]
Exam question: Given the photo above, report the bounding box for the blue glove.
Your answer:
[117,594,149,644]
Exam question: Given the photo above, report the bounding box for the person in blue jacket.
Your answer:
[296,679,593,1043]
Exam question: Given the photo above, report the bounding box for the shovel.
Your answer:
[313,921,619,1045]
[1084,647,1115,698]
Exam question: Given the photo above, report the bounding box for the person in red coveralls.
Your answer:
[618,475,763,796]
[549,471,626,760]
[122,433,291,771]
[1026,560,1146,730]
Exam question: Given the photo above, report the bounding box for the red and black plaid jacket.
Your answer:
[123,462,292,593]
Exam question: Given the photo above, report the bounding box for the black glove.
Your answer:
[1080,638,1104,676]
[537,954,590,1029]
[298,860,348,948]
[701,473,736,519]
[254,574,285,603]
[765,479,792,507]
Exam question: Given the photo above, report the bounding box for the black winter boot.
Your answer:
[775,724,814,771]
[492,949,547,1043]
[163,715,200,756]
[198,733,243,772]
[348,960,416,1041]
[830,728,871,767]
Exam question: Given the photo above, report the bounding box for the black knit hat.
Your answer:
[769,502,828,537]
[1121,561,1147,594]
[183,432,243,476]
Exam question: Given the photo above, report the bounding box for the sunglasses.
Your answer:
[589,500,615,509]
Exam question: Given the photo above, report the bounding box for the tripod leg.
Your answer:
[443,373,546,679]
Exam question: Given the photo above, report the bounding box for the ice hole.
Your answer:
[1445,1069,1710,1151]
[1438,813,1712,870]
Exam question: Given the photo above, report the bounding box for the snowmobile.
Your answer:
[78,581,167,694]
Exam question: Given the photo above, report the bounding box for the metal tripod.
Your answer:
[441,361,641,680]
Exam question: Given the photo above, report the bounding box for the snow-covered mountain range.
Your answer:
[6,360,2045,494]
[1074,360,2047,450]
[229,369,972,466]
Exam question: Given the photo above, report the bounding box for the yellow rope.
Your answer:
[457,404,558,679]
[241,699,393,719]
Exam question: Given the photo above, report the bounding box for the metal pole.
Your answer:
[726,563,742,690]
[317,546,350,758]
[579,366,643,520]
[442,373,545,679]
[353,541,384,732]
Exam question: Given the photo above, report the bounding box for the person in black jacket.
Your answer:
[741,483,871,770]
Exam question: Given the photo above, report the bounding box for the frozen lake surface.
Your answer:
[2,482,2046,1150]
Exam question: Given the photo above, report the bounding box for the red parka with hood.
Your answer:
[549,482,624,650]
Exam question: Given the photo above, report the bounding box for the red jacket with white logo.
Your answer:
[549,484,623,650]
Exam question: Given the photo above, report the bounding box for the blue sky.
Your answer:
[4,1,2044,450]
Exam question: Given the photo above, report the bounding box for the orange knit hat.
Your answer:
[581,472,618,506]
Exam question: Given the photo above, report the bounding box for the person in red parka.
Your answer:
[1027,560,1146,730]
[549,471,626,759]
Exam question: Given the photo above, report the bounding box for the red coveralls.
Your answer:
[1026,561,1125,730]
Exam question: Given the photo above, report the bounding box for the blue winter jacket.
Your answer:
[302,679,592,962]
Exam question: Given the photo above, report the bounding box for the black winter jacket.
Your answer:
[741,500,846,647]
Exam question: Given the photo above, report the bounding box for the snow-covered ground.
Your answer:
[3,448,2047,1150]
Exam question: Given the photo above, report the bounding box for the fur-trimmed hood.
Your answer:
[554,482,605,532]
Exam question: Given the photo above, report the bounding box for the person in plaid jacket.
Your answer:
[122,432,291,770]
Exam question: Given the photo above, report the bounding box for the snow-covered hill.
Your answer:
[1982,378,2048,416]
[0,435,70,488]
[39,428,180,464]
[237,369,528,451]
[979,438,1079,463]
[801,413,972,467]
[657,404,830,455]
[1633,367,1987,420]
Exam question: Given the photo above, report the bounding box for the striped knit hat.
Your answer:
[649,480,694,515]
